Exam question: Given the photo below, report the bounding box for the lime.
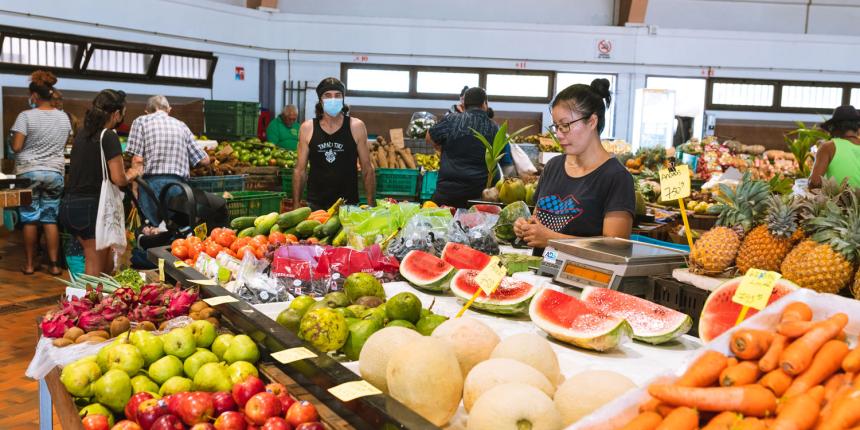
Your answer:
[386,320,417,330]
[344,273,385,303]
[289,296,316,316]
[416,314,448,336]
[385,292,422,324]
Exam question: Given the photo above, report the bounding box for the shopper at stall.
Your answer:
[60,90,141,275]
[10,71,71,275]
[50,89,80,146]
[446,86,469,115]
[809,105,860,189]
[427,87,513,208]
[513,79,634,252]
[267,104,300,150]
[128,95,210,225]
[293,77,376,210]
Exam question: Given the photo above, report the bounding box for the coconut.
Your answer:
[463,358,555,412]
[386,337,463,427]
[491,333,563,387]
[432,317,500,377]
[499,178,526,205]
[481,187,500,202]
[358,327,422,393]
[467,383,563,430]
[554,370,637,426]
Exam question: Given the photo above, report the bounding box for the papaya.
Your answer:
[313,223,325,238]
[254,212,279,234]
[238,227,256,238]
[284,226,298,236]
[230,216,256,230]
[332,228,347,247]
[277,207,312,229]
[320,215,341,237]
[295,220,322,238]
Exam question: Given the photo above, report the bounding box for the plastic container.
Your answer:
[244,174,281,191]
[419,170,438,200]
[187,175,246,193]
[204,100,260,139]
[651,276,709,338]
[376,168,419,198]
[224,191,286,218]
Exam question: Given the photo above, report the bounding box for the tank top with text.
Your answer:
[307,115,359,209]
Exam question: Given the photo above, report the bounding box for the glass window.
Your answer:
[416,71,479,94]
[647,77,707,140]
[346,68,409,93]
[781,85,843,109]
[486,73,549,98]
[157,54,211,80]
[555,73,616,138]
[711,82,774,107]
[87,48,151,74]
[0,36,76,68]
[851,88,860,107]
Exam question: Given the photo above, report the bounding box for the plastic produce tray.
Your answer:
[651,276,710,338]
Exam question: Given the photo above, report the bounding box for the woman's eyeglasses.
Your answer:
[548,116,588,134]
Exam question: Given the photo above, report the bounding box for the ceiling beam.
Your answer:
[618,0,649,26]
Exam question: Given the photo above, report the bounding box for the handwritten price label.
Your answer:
[328,380,382,402]
[658,165,692,202]
[203,295,239,306]
[474,256,506,295]
[271,347,316,364]
[174,260,190,268]
[189,279,218,286]
[158,258,165,282]
[194,223,208,240]
[732,269,781,310]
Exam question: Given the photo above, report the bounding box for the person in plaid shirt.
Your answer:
[128,95,210,225]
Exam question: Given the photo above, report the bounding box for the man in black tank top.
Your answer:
[293,78,376,210]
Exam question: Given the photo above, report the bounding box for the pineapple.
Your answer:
[735,195,801,274]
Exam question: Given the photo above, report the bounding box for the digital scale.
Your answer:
[539,237,688,298]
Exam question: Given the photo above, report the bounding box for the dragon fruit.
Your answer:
[85,285,104,305]
[138,284,163,306]
[129,304,167,323]
[97,297,128,322]
[60,296,93,321]
[77,310,109,332]
[165,287,199,319]
[40,311,74,338]
[113,287,138,305]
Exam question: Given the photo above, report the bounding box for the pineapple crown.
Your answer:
[799,177,854,233]
[764,194,800,239]
[710,173,771,233]
[808,192,860,262]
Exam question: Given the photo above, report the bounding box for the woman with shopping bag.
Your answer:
[60,90,141,275]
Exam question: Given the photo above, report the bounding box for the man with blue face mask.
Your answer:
[293,77,376,210]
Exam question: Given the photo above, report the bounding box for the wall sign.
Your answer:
[235,66,245,81]
[596,39,613,60]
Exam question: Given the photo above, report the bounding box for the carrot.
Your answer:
[784,340,850,397]
[777,320,817,338]
[824,373,850,402]
[759,369,793,397]
[727,357,739,367]
[770,390,821,430]
[780,313,849,376]
[843,347,860,373]
[720,361,761,387]
[854,372,860,387]
[759,334,788,372]
[822,384,854,422]
[817,388,860,430]
[731,329,775,360]
[620,411,663,430]
[655,406,697,430]
[735,417,767,430]
[647,384,777,417]
[781,301,813,323]
[639,398,661,413]
[654,403,675,417]
[808,384,826,405]
[676,350,730,388]
[837,331,847,342]
[701,411,741,430]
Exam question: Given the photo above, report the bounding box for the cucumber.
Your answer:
[319,236,331,246]
[238,227,256,238]
[277,207,312,229]
[312,223,325,238]
[320,215,341,237]
[230,216,256,230]
[295,220,322,238]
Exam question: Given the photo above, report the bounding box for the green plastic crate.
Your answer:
[419,170,438,201]
[280,168,308,199]
[188,175,246,193]
[204,100,260,139]
[224,191,286,218]
[376,168,419,198]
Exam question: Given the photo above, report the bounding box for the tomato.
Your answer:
[306,237,319,245]
[252,246,265,259]
[205,242,222,258]
[214,231,236,248]
[225,249,238,259]
[184,259,194,266]
[171,238,187,250]
[172,245,189,260]
[230,237,251,253]
[268,232,286,245]
[236,245,256,260]
[186,236,202,245]
[284,234,298,244]
[250,237,268,249]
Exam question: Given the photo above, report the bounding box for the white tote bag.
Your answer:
[95,129,127,251]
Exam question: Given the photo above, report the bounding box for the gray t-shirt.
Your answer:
[11,108,71,174]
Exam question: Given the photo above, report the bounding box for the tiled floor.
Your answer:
[0,229,65,429]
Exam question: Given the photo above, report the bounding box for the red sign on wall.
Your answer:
[235,66,245,81]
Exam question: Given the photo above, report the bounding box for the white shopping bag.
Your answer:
[95,129,127,252]
[511,143,538,175]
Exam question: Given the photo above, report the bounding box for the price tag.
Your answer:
[158,258,165,282]
[174,261,190,268]
[328,380,382,402]
[658,165,692,202]
[194,223,208,240]
[217,267,232,283]
[203,295,239,306]
[543,248,558,265]
[389,128,405,149]
[271,347,317,364]
[189,279,218,286]
[732,269,781,311]
[474,256,506,295]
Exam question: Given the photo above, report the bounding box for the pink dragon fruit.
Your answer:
[165,287,199,319]
[77,310,109,332]
[98,297,128,322]
[138,284,163,306]
[41,311,74,338]
[85,285,104,304]
[129,304,167,323]
[113,287,138,305]
[60,296,93,321]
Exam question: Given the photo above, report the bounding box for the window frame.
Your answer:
[554,71,619,138]
[706,77,853,114]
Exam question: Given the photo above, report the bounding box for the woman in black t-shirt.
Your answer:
[60,90,140,275]
[514,79,634,251]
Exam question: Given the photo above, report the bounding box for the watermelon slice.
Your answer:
[441,243,492,271]
[580,287,692,345]
[469,204,502,215]
[698,277,798,342]
[450,270,538,315]
[400,250,456,292]
[528,287,632,352]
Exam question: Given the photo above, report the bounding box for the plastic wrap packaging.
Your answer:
[494,200,531,246]
[270,245,331,297]
[448,210,500,255]
[339,201,421,250]
[408,111,437,139]
[386,208,453,259]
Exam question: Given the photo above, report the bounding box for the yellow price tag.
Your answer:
[158,258,165,282]
[328,380,382,402]
[271,347,317,364]
[658,165,692,202]
[732,269,781,311]
[174,261,190,268]
[203,295,239,306]
[474,256,506,295]
[189,279,218,286]
[194,223,208,240]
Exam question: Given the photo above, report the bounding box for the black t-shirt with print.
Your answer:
[66,129,123,196]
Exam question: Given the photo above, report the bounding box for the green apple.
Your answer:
[189,320,217,348]
[61,359,102,398]
[92,369,132,413]
[106,344,144,376]
[130,330,164,366]
[183,349,219,379]
[192,362,232,392]
[130,375,160,394]
[211,334,234,360]
[223,335,260,364]
[227,361,259,384]
[159,376,193,396]
[78,403,115,427]
[161,327,196,359]
[148,355,183,385]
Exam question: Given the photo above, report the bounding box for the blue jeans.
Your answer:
[139,175,186,226]
[19,170,63,224]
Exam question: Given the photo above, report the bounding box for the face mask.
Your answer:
[322,98,344,117]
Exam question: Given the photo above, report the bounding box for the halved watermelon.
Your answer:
[580,287,692,345]
[441,243,492,271]
[528,287,632,352]
[450,270,538,315]
[400,250,456,292]
[469,204,502,215]
[698,277,798,342]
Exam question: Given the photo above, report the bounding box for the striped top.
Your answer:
[10,108,71,174]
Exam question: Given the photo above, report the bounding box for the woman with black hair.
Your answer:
[514,79,635,252]
[809,105,860,189]
[10,70,71,275]
[60,89,140,275]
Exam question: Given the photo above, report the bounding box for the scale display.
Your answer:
[559,261,613,288]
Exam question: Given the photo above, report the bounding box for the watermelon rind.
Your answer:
[400,250,456,292]
[698,277,798,343]
[580,287,692,345]
[450,270,538,315]
[528,287,632,352]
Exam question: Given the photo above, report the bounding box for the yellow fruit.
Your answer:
[422,201,438,209]
[781,240,852,294]
[690,226,740,274]
[736,225,794,274]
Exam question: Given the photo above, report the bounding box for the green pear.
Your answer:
[227,361,259,384]
[106,344,144,376]
[148,355,183,385]
[92,369,132,413]
[223,335,260,364]
[211,334,234,360]
[130,330,164,366]
[159,376,193,396]
[78,403,115,427]
[161,327,196,359]
[189,320,217,348]
[183,349,219,379]
[96,344,114,373]
[130,375,160,394]
[193,362,232,392]
[61,359,102,398]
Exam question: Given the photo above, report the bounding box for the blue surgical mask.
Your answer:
[322,98,344,117]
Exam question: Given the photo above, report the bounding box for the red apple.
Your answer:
[294,423,324,430]
[246,426,259,430]
[137,399,169,430]
[111,421,143,430]
[190,424,216,430]
[214,411,246,430]
[82,414,111,430]
[150,414,184,430]
[285,401,318,428]
[232,375,266,407]
[264,383,287,397]
[277,394,296,414]
[244,392,282,425]
[165,393,190,416]
[211,392,237,416]
[261,417,290,430]
[176,391,215,426]
[126,392,156,423]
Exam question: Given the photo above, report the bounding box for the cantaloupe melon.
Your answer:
[490,332,563,386]
[358,327,422,393]
[554,370,637,426]
[467,383,563,430]
[431,317,500,378]
[463,358,555,412]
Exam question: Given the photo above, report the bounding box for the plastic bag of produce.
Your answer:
[270,245,332,297]
[494,201,531,245]
[387,209,453,259]
[317,244,400,289]
[447,210,500,255]
[235,269,289,304]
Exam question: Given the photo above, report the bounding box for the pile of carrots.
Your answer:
[307,209,331,224]
[621,301,860,430]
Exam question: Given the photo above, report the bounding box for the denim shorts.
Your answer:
[60,194,99,240]
[18,170,64,224]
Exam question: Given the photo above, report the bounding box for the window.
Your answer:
[486,73,550,98]
[346,68,410,93]
[416,71,479,95]
[781,85,842,109]
[0,36,76,68]
[157,54,212,80]
[647,77,707,140]
[711,82,775,107]
[556,73,617,137]
[86,47,151,75]
[852,89,860,107]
